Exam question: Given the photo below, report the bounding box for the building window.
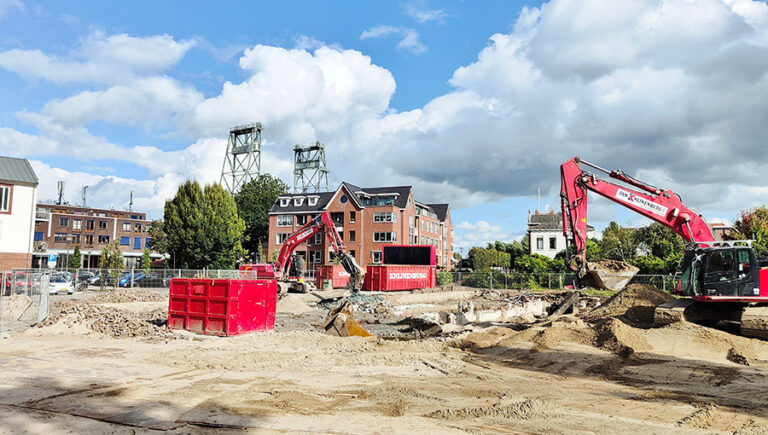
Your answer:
[146,238,152,248]
[277,215,293,227]
[308,197,318,206]
[349,231,355,242]
[349,211,356,223]
[279,198,290,207]
[312,233,322,245]
[134,237,141,250]
[297,215,307,225]
[310,251,322,263]
[34,231,43,241]
[536,237,544,250]
[73,219,82,230]
[338,231,344,241]
[122,223,131,231]
[120,236,130,246]
[98,235,110,244]
[134,223,142,232]
[294,197,304,206]
[71,234,80,244]
[99,220,108,229]
[330,212,344,227]
[59,217,69,227]
[85,234,93,245]
[372,251,382,264]
[549,237,556,250]
[86,220,94,230]
[373,232,397,242]
[276,233,289,244]
[0,186,9,212]
[373,212,397,223]
[350,250,355,258]
[54,233,67,243]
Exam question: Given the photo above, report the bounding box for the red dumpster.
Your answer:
[168,278,277,336]
[362,265,436,291]
[315,265,351,289]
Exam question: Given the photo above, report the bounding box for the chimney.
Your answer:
[535,209,539,215]
[550,209,555,215]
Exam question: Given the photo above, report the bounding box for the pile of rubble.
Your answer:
[39,291,173,339]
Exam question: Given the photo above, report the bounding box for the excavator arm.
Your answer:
[275,211,366,292]
[560,156,715,277]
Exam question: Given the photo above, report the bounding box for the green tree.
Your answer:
[634,223,684,259]
[147,220,168,255]
[235,174,290,259]
[734,205,768,257]
[513,254,553,274]
[141,248,152,273]
[468,247,511,270]
[164,180,246,269]
[101,241,124,289]
[601,222,638,261]
[70,244,81,269]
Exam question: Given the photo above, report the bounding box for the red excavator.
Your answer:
[240,211,365,295]
[561,156,768,338]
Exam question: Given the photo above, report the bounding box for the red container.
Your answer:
[362,265,436,291]
[168,278,277,336]
[315,265,351,289]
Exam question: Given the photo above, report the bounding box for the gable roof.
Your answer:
[0,156,38,186]
[427,203,449,222]
[529,211,594,232]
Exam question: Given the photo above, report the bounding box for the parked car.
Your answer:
[132,273,161,287]
[3,272,34,295]
[48,275,74,295]
[119,272,151,287]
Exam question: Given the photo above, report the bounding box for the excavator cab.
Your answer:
[678,243,761,298]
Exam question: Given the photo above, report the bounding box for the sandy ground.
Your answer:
[1,288,768,434]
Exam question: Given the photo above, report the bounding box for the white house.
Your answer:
[528,210,595,259]
[0,156,38,271]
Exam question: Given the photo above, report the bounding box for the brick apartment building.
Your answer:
[0,156,38,271]
[33,203,160,269]
[267,182,454,272]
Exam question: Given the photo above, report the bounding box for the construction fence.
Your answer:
[439,271,677,292]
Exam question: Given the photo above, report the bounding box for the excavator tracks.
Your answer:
[653,299,695,326]
[741,306,768,339]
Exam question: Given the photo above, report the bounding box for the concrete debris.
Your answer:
[585,260,639,291]
[323,300,373,338]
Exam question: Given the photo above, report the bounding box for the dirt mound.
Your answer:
[530,319,595,350]
[39,299,171,339]
[584,284,674,326]
[87,289,167,304]
[2,294,39,323]
[591,260,636,272]
[276,294,313,314]
[647,321,768,365]
[592,318,651,357]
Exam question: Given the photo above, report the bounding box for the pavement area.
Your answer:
[1,285,768,433]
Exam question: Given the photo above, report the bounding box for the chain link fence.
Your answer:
[2,270,49,334]
[439,270,676,291]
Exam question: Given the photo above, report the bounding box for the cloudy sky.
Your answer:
[1,0,768,252]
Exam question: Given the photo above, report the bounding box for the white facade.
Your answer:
[0,184,37,255]
[530,228,596,259]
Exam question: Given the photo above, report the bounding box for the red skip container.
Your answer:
[315,265,351,289]
[168,278,277,336]
[362,265,436,291]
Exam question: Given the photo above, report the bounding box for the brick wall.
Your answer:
[0,252,30,271]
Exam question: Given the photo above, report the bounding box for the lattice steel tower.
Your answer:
[293,142,329,193]
[220,123,262,194]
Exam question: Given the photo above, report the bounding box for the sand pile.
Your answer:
[592,318,651,357]
[591,260,637,272]
[584,284,674,326]
[2,294,39,323]
[87,289,166,304]
[276,294,313,314]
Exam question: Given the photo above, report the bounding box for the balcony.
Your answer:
[35,210,51,221]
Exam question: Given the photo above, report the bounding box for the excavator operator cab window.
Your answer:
[704,250,736,283]
[700,248,758,297]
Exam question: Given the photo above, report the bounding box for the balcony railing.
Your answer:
[35,211,51,220]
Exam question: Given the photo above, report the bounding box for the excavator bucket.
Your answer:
[323,300,372,338]
[584,260,639,292]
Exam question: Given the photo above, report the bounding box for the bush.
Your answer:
[436,271,454,286]
[468,247,511,270]
[461,269,507,289]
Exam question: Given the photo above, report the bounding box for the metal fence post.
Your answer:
[1,273,5,334]
[489,271,493,290]
[130,269,134,289]
[663,275,666,292]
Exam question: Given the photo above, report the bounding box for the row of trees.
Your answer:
[465,205,768,276]
[67,243,151,271]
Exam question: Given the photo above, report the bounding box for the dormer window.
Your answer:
[280,198,290,207]
[308,197,318,206]
[294,197,304,207]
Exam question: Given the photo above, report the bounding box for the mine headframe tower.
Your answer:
[220,123,263,194]
[293,141,329,193]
